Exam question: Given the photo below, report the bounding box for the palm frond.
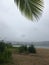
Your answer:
[14,0,44,21]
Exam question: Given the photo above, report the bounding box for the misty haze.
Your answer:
[0,0,49,42]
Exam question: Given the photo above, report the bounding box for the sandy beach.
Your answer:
[12,48,49,65]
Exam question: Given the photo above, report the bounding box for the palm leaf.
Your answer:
[14,0,44,21]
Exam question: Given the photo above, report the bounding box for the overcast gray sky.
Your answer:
[0,0,49,42]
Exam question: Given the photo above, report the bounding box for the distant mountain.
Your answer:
[34,41,49,46]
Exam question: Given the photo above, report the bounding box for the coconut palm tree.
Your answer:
[14,0,44,21]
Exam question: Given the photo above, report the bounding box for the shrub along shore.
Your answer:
[0,40,36,64]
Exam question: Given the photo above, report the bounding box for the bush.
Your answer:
[28,45,36,54]
[4,49,12,62]
[0,49,12,63]
[0,41,6,53]
[6,43,12,48]
[19,45,27,53]
[18,45,36,54]
[0,41,12,63]
[23,45,27,52]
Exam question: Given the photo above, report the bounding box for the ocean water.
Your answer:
[35,46,49,48]
[13,45,49,49]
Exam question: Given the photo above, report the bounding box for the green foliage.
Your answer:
[28,45,36,53]
[19,46,24,53]
[17,44,36,54]
[14,0,44,20]
[0,49,12,63]
[24,45,27,52]
[6,43,12,48]
[0,41,6,53]
[19,45,27,53]
[0,41,12,64]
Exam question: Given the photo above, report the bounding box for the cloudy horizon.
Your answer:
[0,0,49,42]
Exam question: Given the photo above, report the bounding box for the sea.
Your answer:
[13,44,49,49]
